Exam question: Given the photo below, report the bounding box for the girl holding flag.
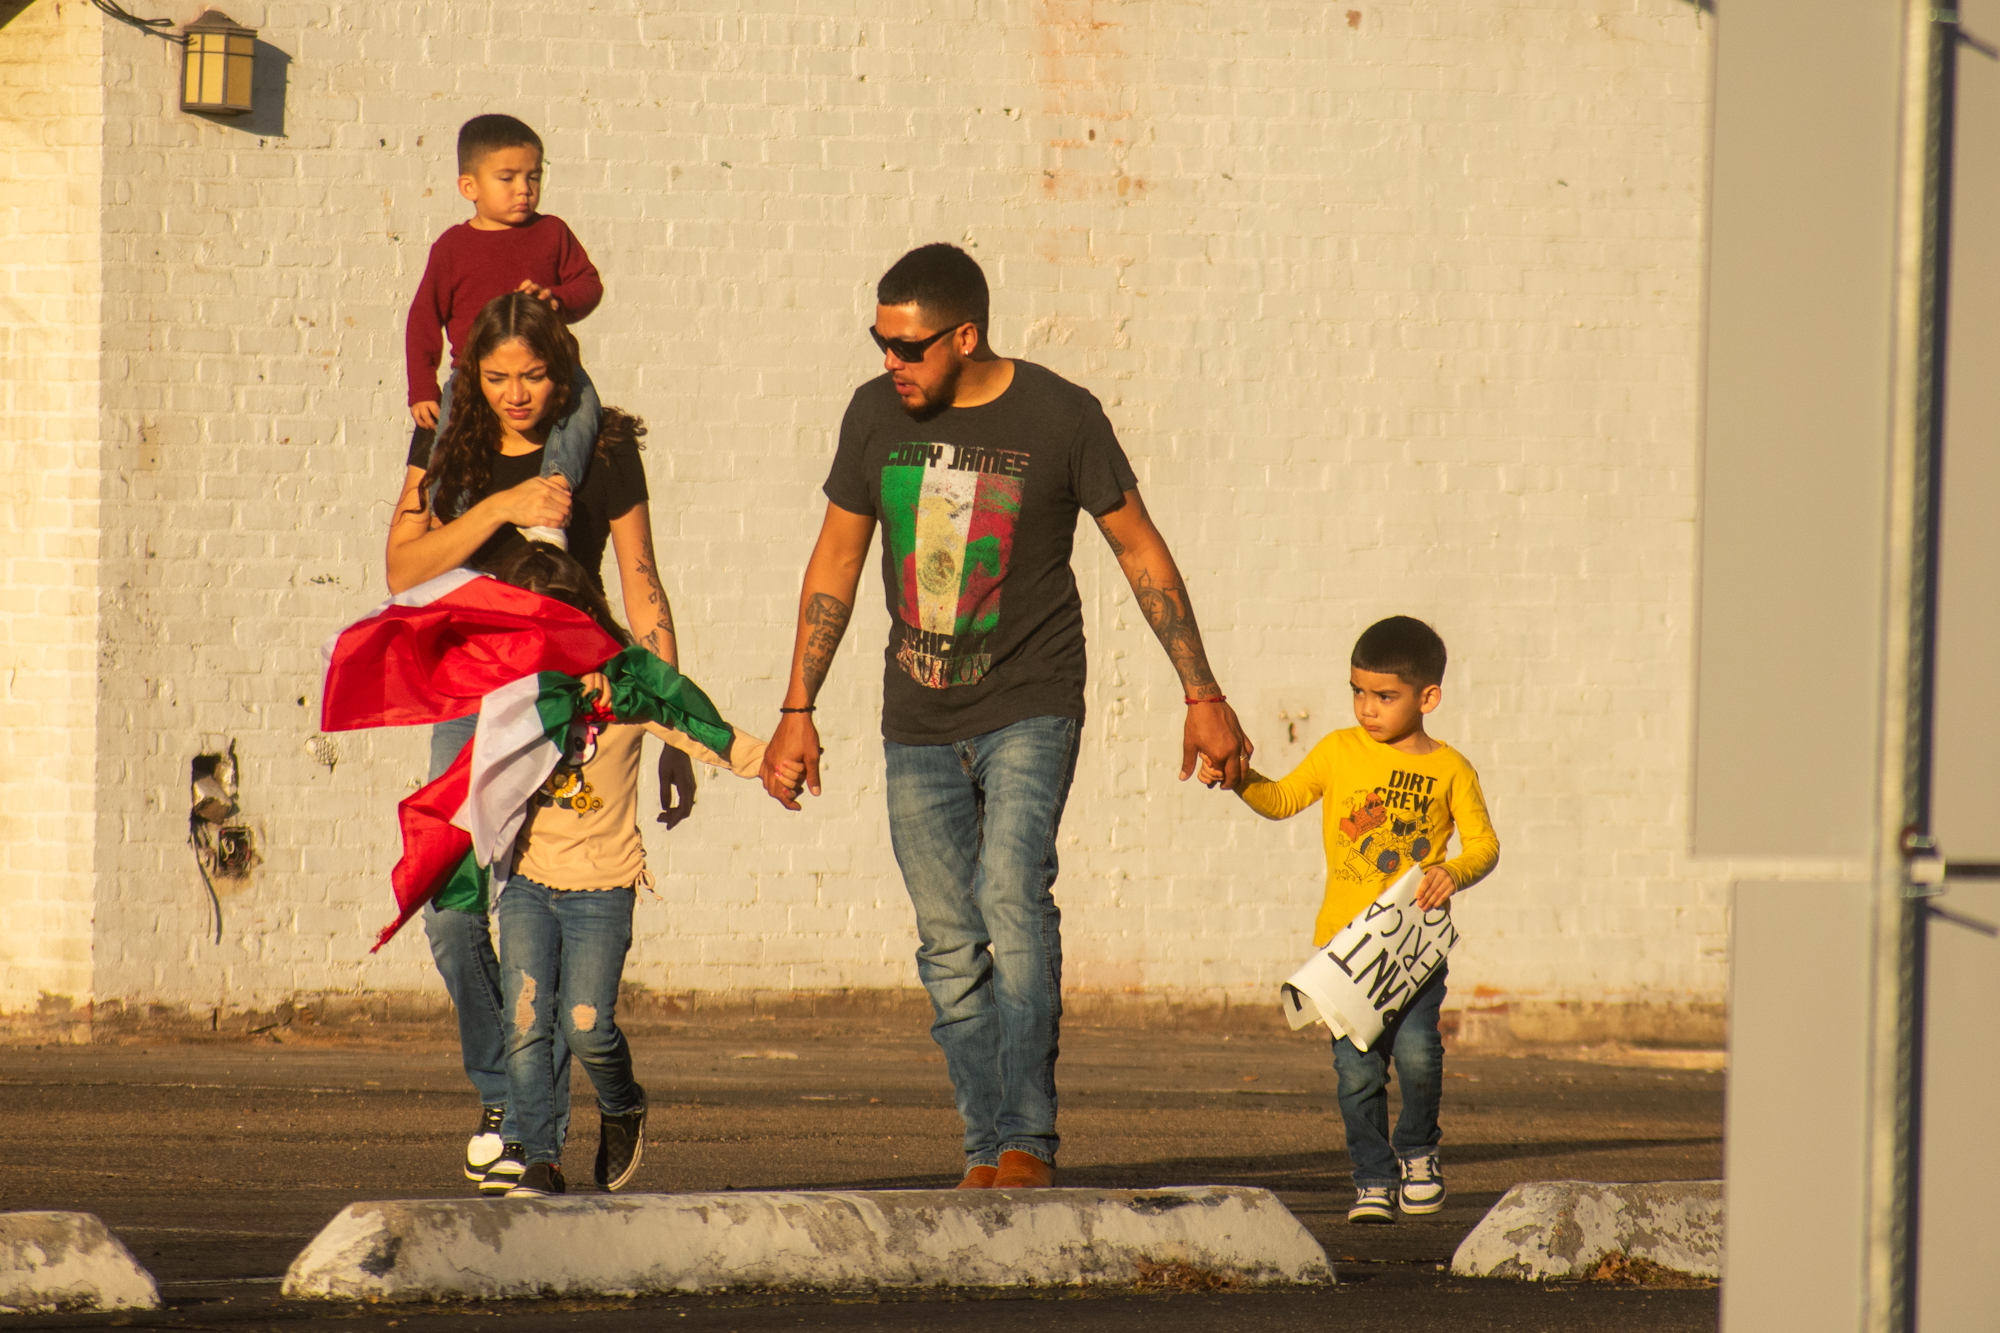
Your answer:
[475,541,763,1197]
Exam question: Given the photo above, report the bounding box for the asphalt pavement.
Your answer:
[0,1017,1722,1332]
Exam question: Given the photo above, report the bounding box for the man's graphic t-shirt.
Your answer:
[1237,727,1501,947]
[824,361,1138,745]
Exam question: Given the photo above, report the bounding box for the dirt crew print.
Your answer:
[1335,770,1439,883]
[880,440,1029,690]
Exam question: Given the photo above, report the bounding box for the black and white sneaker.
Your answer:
[506,1162,566,1197]
[1347,1185,1396,1224]
[479,1142,526,1196]
[464,1106,506,1181]
[595,1089,647,1191]
[1398,1151,1446,1215]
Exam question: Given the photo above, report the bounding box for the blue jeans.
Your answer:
[496,876,645,1166]
[423,715,569,1145]
[434,363,600,491]
[1332,965,1448,1187]
[884,715,1082,1168]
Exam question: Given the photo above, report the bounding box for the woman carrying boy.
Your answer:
[382,292,697,1191]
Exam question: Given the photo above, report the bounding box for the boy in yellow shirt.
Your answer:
[1226,616,1499,1224]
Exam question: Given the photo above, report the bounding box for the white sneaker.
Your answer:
[1398,1151,1446,1214]
[1347,1185,1396,1224]
[464,1106,505,1181]
[518,526,568,550]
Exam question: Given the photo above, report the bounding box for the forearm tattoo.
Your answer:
[631,530,678,662]
[800,592,852,700]
[1132,570,1220,697]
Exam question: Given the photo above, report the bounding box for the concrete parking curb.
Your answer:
[282,1187,1333,1301]
[0,1212,162,1314]
[1449,1179,1722,1280]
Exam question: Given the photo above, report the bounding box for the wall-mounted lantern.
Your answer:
[180,10,256,116]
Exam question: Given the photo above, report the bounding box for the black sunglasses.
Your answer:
[869,323,967,362]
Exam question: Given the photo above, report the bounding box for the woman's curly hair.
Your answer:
[423,292,578,519]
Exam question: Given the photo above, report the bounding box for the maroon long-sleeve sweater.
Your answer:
[404,213,603,406]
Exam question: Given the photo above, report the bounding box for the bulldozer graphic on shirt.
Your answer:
[1332,787,1433,886]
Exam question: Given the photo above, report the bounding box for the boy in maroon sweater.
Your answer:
[406,114,603,510]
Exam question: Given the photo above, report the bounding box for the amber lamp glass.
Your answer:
[180,10,256,115]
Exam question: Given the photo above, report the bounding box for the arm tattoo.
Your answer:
[631,528,678,661]
[1094,515,1127,558]
[801,592,852,700]
[1132,570,1220,697]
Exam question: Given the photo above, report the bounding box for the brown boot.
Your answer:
[992,1150,1054,1189]
[955,1164,998,1190]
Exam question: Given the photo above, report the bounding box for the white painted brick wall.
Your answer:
[0,0,103,1015]
[6,0,1862,1021]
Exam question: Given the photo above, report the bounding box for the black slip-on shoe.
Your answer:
[595,1089,647,1191]
[506,1161,566,1197]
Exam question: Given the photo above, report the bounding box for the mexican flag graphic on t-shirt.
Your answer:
[880,440,1028,689]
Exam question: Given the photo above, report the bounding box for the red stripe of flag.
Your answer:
[372,745,474,952]
[322,577,619,732]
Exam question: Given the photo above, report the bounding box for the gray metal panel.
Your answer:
[1931,20,2000,864]
[1721,881,1873,1333]
[1692,0,1902,855]
[1915,883,2000,1330]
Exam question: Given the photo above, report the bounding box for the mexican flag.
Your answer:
[320,571,735,950]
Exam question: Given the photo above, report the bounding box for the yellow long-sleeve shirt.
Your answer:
[1239,726,1500,947]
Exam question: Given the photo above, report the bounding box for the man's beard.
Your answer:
[899,360,963,421]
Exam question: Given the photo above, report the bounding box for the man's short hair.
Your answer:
[457,114,544,174]
[877,243,990,331]
[1351,616,1448,689]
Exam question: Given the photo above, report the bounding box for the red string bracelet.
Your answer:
[1185,695,1227,706]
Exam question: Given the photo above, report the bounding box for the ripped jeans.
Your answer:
[496,876,644,1167]
[424,715,571,1146]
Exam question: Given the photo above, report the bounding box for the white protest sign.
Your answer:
[1279,865,1457,1052]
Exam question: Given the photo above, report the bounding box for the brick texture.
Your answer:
[0,0,103,1014]
[4,0,1862,1024]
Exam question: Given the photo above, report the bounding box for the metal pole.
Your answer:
[1871,3,1955,1328]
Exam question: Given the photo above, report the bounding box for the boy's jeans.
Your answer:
[884,715,1082,1169]
[1332,966,1448,1187]
[433,363,601,491]
[496,876,645,1167]
[422,716,569,1147]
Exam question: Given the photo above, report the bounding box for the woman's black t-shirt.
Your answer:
[408,429,649,595]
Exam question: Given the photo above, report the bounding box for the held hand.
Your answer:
[411,401,440,429]
[656,745,697,831]
[1193,753,1246,791]
[515,278,561,312]
[760,712,823,812]
[1414,866,1459,912]
[494,474,573,532]
[579,672,610,709]
[1181,700,1253,790]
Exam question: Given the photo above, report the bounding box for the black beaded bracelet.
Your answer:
[780,706,816,714]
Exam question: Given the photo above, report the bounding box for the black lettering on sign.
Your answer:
[1362,901,1405,936]
[1354,948,1408,1009]
[1329,933,1374,977]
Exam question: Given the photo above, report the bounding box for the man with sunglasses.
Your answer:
[761,243,1251,1190]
